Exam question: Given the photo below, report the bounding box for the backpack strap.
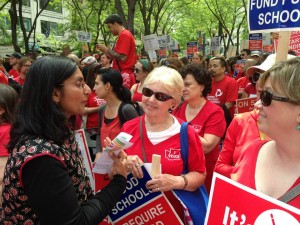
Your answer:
[180,122,189,174]
[96,104,107,152]
[119,102,140,126]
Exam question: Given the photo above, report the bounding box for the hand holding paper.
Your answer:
[93,132,133,174]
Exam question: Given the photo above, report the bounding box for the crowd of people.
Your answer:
[0,13,300,225]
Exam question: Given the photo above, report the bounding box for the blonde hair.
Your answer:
[144,66,183,106]
[259,57,300,105]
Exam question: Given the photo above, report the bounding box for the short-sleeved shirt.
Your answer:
[112,29,136,89]
[86,91,106,129]
[8,68,20,79]
[0,71,8,85]
[173,101,226,193]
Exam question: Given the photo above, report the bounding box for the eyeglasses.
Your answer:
[251,72,261,83]
[23,64,31,68]
[134,68,141,73]
[259,90,290,106]
[142,87,173,102]
[240,54,245,56]
[60,80,87,89]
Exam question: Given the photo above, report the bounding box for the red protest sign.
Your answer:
[205,173,300,225]
[274,31,300,56]
[235,97,256,114]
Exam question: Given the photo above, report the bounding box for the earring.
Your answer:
[297,125,300,130]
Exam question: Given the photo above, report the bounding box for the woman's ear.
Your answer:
[52,88,61,103]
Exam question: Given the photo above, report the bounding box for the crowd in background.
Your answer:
[0,13,300,225]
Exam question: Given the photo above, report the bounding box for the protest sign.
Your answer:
[274,31,300,56]
[186,41,198,59]
[143,34,160,51]
[77,31,92,42]
[235,97,257,114]
[158,35,171,48]
[249,33,263,51]
[248,0,300,33]
[158,48,167,58]
[109,166,184,225]
[205,173,300,225]
[210,36,221,52]
[75,129,95,191]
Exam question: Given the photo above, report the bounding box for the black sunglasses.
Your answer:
[251,72,261,83]
[260,90,290,106]
[142,87,173,102]
[134,68,141,73]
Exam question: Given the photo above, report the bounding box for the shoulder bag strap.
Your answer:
[180,122,189,174]
[278,183,300,203]
[140,117,147,163]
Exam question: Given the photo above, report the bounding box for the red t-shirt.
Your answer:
[0,123,11,157]
[244,83,257,96]
[132,83,143,102]
[112,29,136,89]
[173,101,226,193]
[0,71,8,85]
[8,68,20,79]
[14,76,25,86]
[237,76,250,89]
[207,75,238,117]
[122,116,206,175]
[231,140,300,208]
[86,91,106,129]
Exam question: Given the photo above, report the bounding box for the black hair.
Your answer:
[85,63,101,89]
[180,62,212,97]
[241,49,251,56]
[211,57,227,69]
[8,57,78,152]
[104,14,123,25]
[96,68,131,103]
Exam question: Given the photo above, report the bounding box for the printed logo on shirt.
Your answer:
[192,124,202,133]
[94,97,106,106]
[165,148,181,161]
[215,89,223,97]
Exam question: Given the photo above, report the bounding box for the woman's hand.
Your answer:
[109,150,128,179]
[146,174,185,192]
[126,155,144,179]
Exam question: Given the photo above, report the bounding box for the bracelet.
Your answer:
[180,174,188,190]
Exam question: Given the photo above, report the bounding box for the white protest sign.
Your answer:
[77,31,92,42]
[211,36,221,52]
[142,34,160,51]
[157,35,171,48]
[75,129,95,190]
[93,132,133,174]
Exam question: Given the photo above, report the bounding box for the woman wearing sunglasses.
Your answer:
[173,63,226,194]
[122,66,206,223]
[130,59,154,102]
[231,57,300,207]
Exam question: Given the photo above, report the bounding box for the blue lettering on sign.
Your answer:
[109,166,161,221]
[248,0,300,32]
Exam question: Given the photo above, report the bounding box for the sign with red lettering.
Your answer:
[235,97,256,114]
[109,166,183,225]
[205,173,300,225]
[158,48,167,58]
[274,31,300,56]
[187,41,198,59]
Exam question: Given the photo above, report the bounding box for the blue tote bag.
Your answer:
[173,122,208,225]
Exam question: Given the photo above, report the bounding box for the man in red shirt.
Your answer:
[207,57,238,122]
[6,52,22,79]
[97,14,136,89]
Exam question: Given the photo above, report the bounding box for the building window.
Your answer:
[22,0,30,7]
[21,17,32,32]
[1,17,32,32]
[41,20,63,36]
[39,0,62,13]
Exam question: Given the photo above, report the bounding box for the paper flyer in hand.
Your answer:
[92,132,133,174]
